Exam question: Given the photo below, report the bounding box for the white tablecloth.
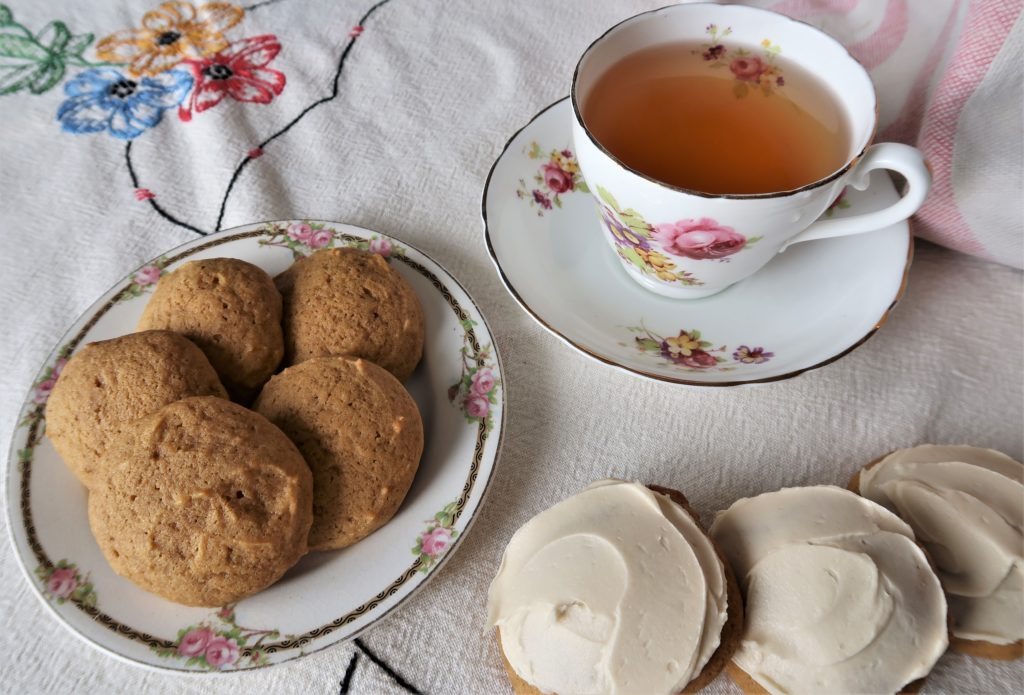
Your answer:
[1,1,1022,692]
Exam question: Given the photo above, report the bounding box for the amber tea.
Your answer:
[582,41,852,195]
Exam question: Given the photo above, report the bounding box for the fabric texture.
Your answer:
[0,1,1021,693]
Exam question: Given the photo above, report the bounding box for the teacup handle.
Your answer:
[780,143,931,251]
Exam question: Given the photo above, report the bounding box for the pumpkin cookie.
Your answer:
[254,356,424,551]
[489,480,741,695]
[88,396,313,607]
[853,445,1024,660]
[275,248,424,381]
[137,258,284,397]
[46,330,227,489]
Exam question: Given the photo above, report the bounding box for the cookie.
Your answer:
[46,330,227,489]
[852,446,1024,660]
[490,480,740,695]
[137,258,284,397]
[275,248,425,381]
[254,356,424,550]
[87,396,313,607]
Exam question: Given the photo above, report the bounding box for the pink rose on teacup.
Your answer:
[47,567,77,598]
[730,56,767,82]
[652,218,747,260]
[470,368,495,396]
[542,163,574,194]
[177,627,214,657]
[134,264,161,286]
[369,237,393,257]
[204,636,240,668]
[421,526,452,557]
[465,394,489,419]
[287,222,314,243]
[308,229,334,249]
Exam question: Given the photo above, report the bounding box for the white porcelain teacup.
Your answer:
[571,3,930,299]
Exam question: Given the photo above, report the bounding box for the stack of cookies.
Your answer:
[47,250,425,606]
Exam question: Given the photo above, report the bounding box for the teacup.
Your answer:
[571,3,930,299]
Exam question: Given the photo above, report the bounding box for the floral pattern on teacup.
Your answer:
[626,321,774,372]
[412,501,460,573]
[151,604,284,670]
[449,323,499,434]
[516,141,588,215]
[696,24,784,97]
[258,221,407,260]
[652,218,750,261]
[824,187,851,217]
[35,560,97,607]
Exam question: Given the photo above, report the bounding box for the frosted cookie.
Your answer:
[488,479,742,694]
[710,486,948,694]
[88,397,313,607]
[254,356,424,550]
[46,330,227,489]
[137,258,284,397]
[854,445,1024,660]
[275,248,424,381]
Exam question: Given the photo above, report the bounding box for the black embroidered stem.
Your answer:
[339,652,360,695]
[124,141,209,236]
[214,0,395,231]
[355,638,423,694]
[244,0,285,10]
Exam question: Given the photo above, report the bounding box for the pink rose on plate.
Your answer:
[307,229,334,249]
[465,394,489,419]
[678,351,719,369]
[47,567,77,598]
[730,56,766,82]
[542,163,574,194]
[177,627,214,657]
[652,218,747,260]
[287,222,314,243]
[204,636,240,668]
[421,526,452,557]
[470,368,495,396]
[369,237,393,257]
[134,264,161,286]
[34,378,56,404]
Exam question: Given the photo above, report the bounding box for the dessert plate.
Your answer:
[483,97,912,386]
[5,221,504,672]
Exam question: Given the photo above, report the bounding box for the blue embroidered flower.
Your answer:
[56,68,192,139]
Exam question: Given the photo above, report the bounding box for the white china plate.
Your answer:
[483,97,911,386]
[5,221,504,672]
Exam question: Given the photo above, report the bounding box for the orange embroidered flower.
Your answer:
[96,2,244,77]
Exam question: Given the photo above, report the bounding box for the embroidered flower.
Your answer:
[177,35,286,121]
[57,68,192,139]
[96,1,244,77]
[733,345,774,364]
[177,627,214,657]
[652,218,748,260]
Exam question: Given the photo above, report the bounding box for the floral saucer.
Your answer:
[5,221,504,671]
[483,98,911,386]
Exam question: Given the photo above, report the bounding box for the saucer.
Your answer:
[482,97,912,386]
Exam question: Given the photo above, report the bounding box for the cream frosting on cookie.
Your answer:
[710,486,947,694]
[487,480,728,695]
[859,444,1023,645]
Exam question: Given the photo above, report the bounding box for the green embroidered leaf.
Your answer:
[27,58,63,94]
[63,32,92,57]
[0,6,12,26]
[35,20,69,53]
[0,63,39,94]
[0,31,48,62]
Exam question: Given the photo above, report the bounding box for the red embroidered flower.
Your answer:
[178,35,285,121]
